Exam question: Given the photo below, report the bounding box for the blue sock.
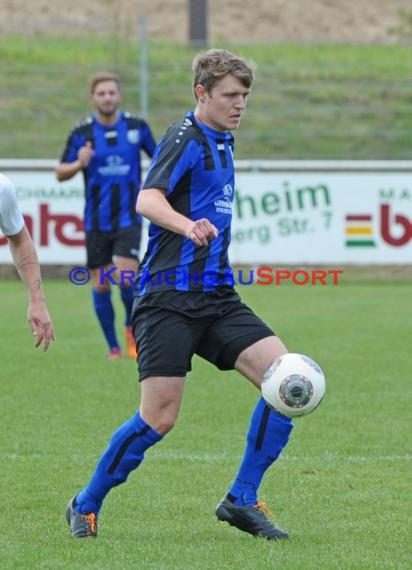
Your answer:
[227,397,293,506]
[120,285,134,327]
[76,412,162,514]
[92,289,119,349]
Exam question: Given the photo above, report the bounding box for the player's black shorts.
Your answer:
[132,288,275,381]
[85,225,141,269]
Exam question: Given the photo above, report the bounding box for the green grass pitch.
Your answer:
[0,274,410,569]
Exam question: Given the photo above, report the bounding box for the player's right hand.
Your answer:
[78,141,94,167]
[186,218,218,247]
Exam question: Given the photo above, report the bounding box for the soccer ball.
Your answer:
[261,353,325,418]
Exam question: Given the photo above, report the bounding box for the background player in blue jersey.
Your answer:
[56,72,156,359]
[66,50,294,540]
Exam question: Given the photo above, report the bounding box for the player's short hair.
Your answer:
[192,48,256,98]
[89,72,120,94]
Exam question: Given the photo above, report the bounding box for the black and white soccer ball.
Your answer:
[261,353,326,418]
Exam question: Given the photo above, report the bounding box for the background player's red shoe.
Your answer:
[107,347,122,360]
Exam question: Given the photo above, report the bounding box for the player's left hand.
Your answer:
[27,303,56,351]
[186,218,218,247]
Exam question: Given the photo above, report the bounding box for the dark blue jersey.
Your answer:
[136,112,236,295]
[60,111,156,232]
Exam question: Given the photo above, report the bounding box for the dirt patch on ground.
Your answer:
[1,0,411,43]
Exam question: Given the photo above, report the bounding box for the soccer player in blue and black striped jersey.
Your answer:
[66,50,294,540]
[56,72,156,359]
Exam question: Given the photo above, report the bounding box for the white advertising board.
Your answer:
[0,170,86,264]
[0,161,411,265]
[231,171,412,264]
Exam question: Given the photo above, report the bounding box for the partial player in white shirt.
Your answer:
[0,173,55,350]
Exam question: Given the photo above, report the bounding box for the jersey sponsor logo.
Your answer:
[97,155,130,176]
[127,129,140,144]
[214,183,233,215]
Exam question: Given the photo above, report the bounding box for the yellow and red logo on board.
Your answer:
[345,203,412,248]
[345,214,375,247]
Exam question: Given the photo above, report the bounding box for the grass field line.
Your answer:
[135,451,412,463]
[3,451,411,462]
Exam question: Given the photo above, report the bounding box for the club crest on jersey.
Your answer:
[223,184,233,200]
[127,129,140,144]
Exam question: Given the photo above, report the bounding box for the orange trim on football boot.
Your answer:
[125,326,138,359]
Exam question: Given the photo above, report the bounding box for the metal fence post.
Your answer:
[188,0,208,48]
[139,16,148,119]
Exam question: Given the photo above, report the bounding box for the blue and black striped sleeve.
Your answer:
[142,124,199,195]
